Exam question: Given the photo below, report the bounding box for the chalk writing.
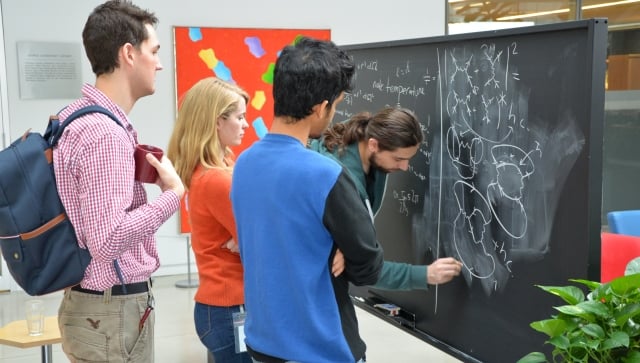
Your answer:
[392,189,419,216]
[426,41,584,296]
[343,41,584,298]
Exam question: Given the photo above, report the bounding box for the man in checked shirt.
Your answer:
[53,1,184,362]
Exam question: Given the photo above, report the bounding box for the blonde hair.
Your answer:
[167,77,249,189]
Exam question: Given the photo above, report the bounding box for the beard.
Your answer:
[310,114,333,138]
[369,152,392,174]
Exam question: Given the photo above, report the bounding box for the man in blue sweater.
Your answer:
[231,37,383,363]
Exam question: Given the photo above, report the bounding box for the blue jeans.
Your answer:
[194,302,252,363]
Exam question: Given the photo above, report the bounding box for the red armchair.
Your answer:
[601,232,640,283]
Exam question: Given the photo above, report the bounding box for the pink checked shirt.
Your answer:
[54,84,180,291]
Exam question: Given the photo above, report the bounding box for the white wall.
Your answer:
[0,0,445,277]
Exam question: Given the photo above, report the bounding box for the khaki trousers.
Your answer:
[58,286,155,362]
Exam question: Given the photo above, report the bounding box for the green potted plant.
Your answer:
[517,258,640,363]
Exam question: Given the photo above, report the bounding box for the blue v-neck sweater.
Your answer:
[231,134,384,363]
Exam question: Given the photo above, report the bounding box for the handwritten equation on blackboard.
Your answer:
[340,40,585,296]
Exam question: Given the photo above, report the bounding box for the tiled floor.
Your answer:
[0,274,461,362]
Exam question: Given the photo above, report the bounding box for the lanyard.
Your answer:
[365,199,374,223]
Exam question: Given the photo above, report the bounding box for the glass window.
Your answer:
[582,0,640,28]
[447,0,640,226]
[448,1,578,30]
[448,1,640,30]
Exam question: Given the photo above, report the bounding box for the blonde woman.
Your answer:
[167,77,251,363]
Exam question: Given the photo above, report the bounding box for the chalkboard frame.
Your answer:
[341,18,608,363]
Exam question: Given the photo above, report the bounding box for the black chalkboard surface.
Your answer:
[341,19,607,363]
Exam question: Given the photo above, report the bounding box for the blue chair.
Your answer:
[607,210,640,237]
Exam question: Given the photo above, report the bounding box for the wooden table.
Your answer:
[0,316,61,363]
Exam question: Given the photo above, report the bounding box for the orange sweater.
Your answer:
[188,164,243,306]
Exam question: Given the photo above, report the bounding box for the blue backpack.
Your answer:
[0,105,121,295]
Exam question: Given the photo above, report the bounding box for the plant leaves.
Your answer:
[571,278,600,291]
[581,323,605,339]
[516,351,548,363]
[531,319,567,337]
[590,283,611,301]
[537,285,585,305]
[601,331,630,350]
[623,350,640,363]
[615,303,640,327]
[577,300,609,318]
[527,275,640,363]
[626,258,640,276]
[555,304,596,322]
[564,342,590,360]
[610,273,640,295]
[549,335,570,349]
[581,337,601,350]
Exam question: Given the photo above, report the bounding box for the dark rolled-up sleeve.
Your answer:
[323,169,384,286]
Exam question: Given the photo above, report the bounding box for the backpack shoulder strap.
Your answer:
[50,105,124,147]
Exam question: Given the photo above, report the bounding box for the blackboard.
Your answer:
[341,19,607,363]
